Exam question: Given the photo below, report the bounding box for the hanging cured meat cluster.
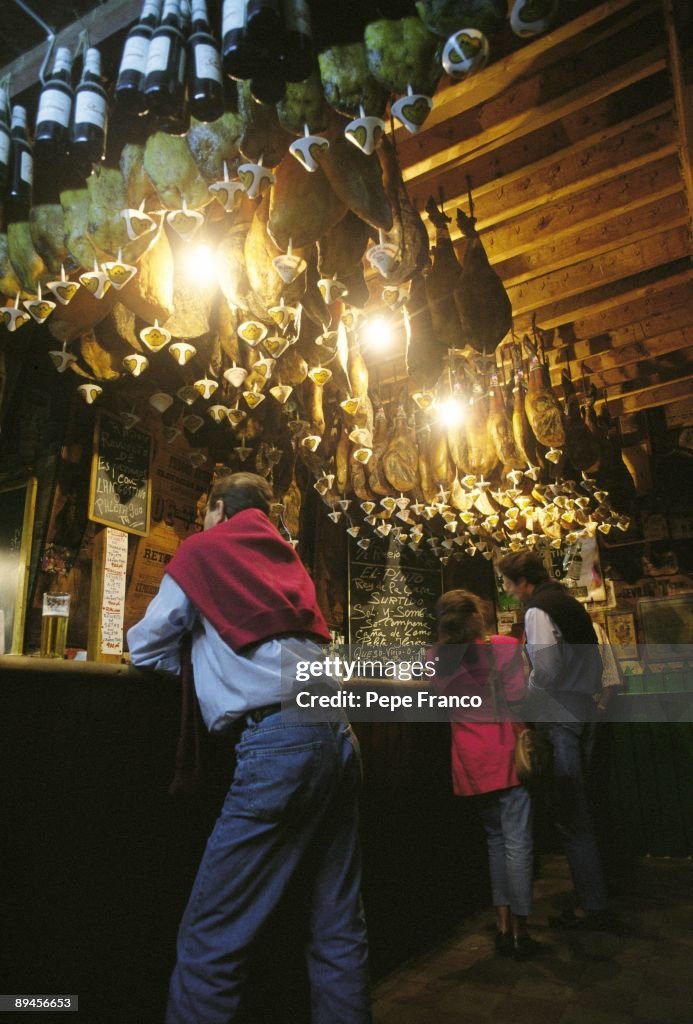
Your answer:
[0,0,635,558]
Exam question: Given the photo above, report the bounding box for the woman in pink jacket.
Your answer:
[432,590,544,961]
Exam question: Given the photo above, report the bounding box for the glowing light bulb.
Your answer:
[437,396,466,427]
[362,315,393,349]
[181,244,217,285]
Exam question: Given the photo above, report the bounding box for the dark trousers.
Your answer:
[541,721,609,913]
[166,717,371,1024]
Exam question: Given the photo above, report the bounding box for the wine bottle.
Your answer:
[282,0,312,82]
[246,0,282,54]
[5,106,32,222]
[71,48,108,173]
[115,0,163,112]
[222,0,258,81]
[189,0,224,122]
[0,88,10,197]
[246,1,286,103]
[143,0,187,122]
[34,47,74,158]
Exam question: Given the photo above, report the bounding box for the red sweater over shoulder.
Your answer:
[165,508,331,652]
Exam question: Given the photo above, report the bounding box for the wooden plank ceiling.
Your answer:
[373,0,693,422]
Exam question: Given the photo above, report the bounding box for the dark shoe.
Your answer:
[495,931,513,956]
[512,935,551,961]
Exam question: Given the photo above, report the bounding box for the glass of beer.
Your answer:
[40,592,70,658]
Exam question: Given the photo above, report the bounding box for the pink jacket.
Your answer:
[431,635,526,797]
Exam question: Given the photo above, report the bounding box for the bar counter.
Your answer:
[0,656,481,1024]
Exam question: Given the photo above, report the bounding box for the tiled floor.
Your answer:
[371,856,693,1024]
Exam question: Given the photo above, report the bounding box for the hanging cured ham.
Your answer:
[383,405,419,492]
[466,385,498,478]
[488,374,524,470]
[454,208,512,355]
[424,196,464,351]
[367,403,392,496]
[376,134,429,286]
[524,353,565,449]
[404,272,442,389]
[586,386,637,512]
[512,372,540,469]
[562,372,601,473]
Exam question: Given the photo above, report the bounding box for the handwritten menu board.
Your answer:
[348,540,442,651]
[89,413,152,536]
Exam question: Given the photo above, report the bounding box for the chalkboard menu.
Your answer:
[89,413,152,537]
[348,540,442,650]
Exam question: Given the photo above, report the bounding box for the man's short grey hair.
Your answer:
[208,472,273,520]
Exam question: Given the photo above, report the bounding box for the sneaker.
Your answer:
[495,931,513,957]
[512,935,551,961]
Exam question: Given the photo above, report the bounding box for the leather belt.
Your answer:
[246,703,282,724]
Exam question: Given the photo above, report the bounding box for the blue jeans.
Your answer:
[476,785,533,917]
[541,722,608,913]
[166,716,371,1024]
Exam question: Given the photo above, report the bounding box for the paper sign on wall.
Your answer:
[101,528,128,656]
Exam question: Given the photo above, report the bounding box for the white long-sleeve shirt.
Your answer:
[524,606,563,693]
[127,574,324,733]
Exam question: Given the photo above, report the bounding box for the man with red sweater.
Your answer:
[127,472,371,1024]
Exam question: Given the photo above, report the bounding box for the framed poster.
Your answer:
[0,477,37,654]
[606,612,638,659]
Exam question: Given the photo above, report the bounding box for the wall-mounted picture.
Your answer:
[638,595,693,659]
[0,477,38,654]
[606,611,638,659]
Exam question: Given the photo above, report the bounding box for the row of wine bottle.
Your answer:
[0,92,33,221]
[116,0,313,118]
[0,44,110,219]
[0,45,108,221]
[116,0,225,130]
[0,0,314,223]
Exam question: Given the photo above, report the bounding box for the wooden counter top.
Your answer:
[0,653,173,680]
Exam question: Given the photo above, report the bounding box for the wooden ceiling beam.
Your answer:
[664,0,693,230]
[507,258,691,333]
[549,331,693,384]
[594,374,693,415]
[494,192,689,287]
[595,363,693,400]
[563,272,693,339]
[402,47,667,188]
[395,0,655,144]
[401,4,665,177]
[507,225,691,316]
[409,91,674,216]
[585,344,693,389]
[446,144,681,250]
[556,272,691,339]
[546,309,693,373]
